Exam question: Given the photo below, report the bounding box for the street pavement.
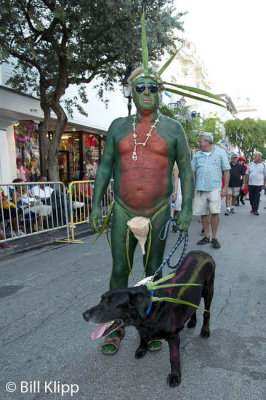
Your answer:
[0,195,266,400]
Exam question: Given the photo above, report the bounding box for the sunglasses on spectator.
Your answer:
[134,83,159,93]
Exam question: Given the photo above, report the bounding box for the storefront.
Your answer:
[58,130,105,185]
[14,121,106,185]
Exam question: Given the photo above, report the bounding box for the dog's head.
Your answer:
[83,285,151,339]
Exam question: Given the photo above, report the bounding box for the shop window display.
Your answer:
[84,134,99,179]
[14,121,40,182]
[59,132,81,184]
[14,123,104,185]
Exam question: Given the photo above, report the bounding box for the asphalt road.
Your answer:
[1,195,266,400]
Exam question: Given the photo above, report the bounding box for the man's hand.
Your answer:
[90,206,102,232]
[175,207,192,232]
[171,193,177,202]
[221,187,228,198]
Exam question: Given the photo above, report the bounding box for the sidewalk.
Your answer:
[0,222,94,260]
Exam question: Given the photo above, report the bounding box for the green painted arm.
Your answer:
[175,123,195,232]
[90,122,116,231]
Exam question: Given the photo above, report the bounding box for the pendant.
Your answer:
[132,152,138,161]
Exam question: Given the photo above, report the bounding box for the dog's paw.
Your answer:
[167,373,181,387]
[200,328,210,338]
[187,319,197,329]
[135,346,148,359]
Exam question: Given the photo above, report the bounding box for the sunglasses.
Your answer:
[134,83,159,93]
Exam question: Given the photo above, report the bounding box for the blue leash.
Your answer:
[153,218,188,278]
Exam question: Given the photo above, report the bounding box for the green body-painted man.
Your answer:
[90,68,195,354]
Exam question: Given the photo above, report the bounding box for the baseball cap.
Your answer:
[231,154,238,158]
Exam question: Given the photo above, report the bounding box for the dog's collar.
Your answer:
[145,290,154,317]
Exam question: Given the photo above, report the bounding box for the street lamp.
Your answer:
[122,66,132,116]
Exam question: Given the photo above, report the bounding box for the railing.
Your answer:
[0,181,70,244]
[68,179,114,242]
[0,179,114,246]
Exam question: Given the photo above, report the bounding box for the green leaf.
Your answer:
[141,221,152,280]
[94,201,114,246]
[162,81,224,102]
[151,296,209,312]
[150,273,175,286]
[126,227,134,278]
[146,283,202,290]
[164,87,226,108]
[142,12,149,75]
[158,45,183,76]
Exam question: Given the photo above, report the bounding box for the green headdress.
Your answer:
[129,13,225,109]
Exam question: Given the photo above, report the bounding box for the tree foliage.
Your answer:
[160,104,224,148]
[224,118,266,160]
[0,0,185,179]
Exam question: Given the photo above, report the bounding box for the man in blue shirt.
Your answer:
[192,132,230,248]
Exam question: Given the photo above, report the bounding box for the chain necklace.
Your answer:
[131,114,161,161]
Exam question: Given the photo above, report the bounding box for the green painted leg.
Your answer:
[109,203,137,290]
[143,202,170,279]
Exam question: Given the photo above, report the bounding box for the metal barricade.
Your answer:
[68,179,114,242]
[0,181,70,244]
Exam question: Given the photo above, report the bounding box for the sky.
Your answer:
[174,0,266,118]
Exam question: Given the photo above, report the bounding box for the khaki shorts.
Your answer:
[193,189,221,215]
[227,187,240,196]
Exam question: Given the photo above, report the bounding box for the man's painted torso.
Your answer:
[112,116,177,216]
[119,121,168,212]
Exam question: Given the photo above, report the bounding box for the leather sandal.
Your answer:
[101,327,125,355]
[148,339,162,352]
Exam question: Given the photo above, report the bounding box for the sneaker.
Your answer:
[253,210,259,215]
[230,209,235,214]
[250,210,254,213]
[241,199,245,205]
[11,232,17,238]
[211,238,221,249]
[235,202,240,206]
[197,236,210,245]
[16,230,25,236]
[224,211,230,215]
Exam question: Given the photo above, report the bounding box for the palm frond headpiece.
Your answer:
[128,13,225,109]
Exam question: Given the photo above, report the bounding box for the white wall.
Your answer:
[64,80,133,132]
[0,126,16,183]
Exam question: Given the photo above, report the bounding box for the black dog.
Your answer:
[83,250,215,387]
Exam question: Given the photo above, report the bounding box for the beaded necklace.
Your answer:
[131,113,161,161]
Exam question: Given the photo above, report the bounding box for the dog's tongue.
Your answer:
[91,323,111,340]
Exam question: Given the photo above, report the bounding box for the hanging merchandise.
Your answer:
[68,136,74,146]
[85,135,97,149]
[14,122,34,143]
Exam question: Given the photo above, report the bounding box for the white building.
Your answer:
[233,93,260,119]
[160,41,237,123]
